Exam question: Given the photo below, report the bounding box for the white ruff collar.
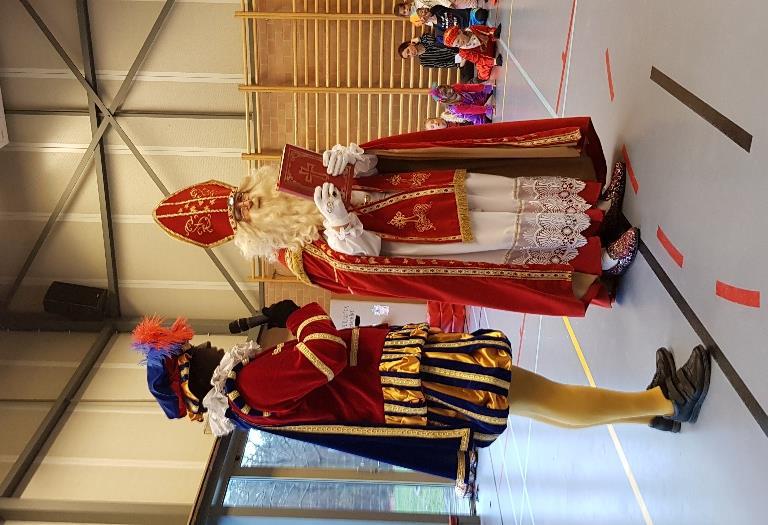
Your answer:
[203,340,261,437]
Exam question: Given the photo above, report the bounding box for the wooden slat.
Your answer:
[236,11,399,20]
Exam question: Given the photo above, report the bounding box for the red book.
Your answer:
[278,144,354,206]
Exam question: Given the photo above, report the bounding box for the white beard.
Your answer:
[233,165,324,260]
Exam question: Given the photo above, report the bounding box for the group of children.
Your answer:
[394,1,498,130]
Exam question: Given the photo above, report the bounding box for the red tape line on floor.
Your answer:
[716,281,761,308]
[656,226,684,267]
[621,144,639,193]
[605,48,615,101]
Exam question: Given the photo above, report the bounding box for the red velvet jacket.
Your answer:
[233,303,390,426]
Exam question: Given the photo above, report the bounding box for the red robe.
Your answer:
[278,117,609,317]
[351,169,471,243]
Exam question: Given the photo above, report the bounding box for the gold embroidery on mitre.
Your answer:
[184,215,214,236]
[388,203,436,232]
[190,187,216,199]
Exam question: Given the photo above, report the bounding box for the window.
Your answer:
[192,430,476,524]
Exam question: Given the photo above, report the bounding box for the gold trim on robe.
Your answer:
[303,242,572,281]
[283,248,313,286]
[452,169,473,243]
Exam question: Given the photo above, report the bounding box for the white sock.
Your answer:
[601,249,618,271]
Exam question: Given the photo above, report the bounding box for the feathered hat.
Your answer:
[153,180,238,248]
[132,316,203,421]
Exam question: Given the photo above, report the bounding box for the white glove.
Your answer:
[322,143,365,176]
[313,182,351,227]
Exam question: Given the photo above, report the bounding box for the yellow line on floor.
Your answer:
[562,316,654,525]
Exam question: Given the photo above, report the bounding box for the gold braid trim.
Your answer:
[473,432,501,442]
[296,314,331,340]
[426,394,508,426]
[154,208,229,219]
[384,403,428,415]
[267,424,471,451]
[456,451,466,491]
[425,338,511,350]
[384,338,427,347]
[350,327,360,366]
[420,365,511,390]
[296,342,335,381]
[303,243,571,281]
[303,332,347,348]
[510,128,582,147]
[375,233,463,242]
[283,249,313,286]
[380,376,421,387]
[356,187,454,214]
[452,169,473,243]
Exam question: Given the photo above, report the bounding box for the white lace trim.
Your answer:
[203,340,262,437]
[501,177,593,265]
[514,177,591,214]
[504,212,591,265]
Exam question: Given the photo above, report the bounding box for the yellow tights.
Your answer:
[508,366,674,428]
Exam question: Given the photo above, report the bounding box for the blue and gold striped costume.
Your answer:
[380,323,511,446]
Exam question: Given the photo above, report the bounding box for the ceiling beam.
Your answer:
[12,0,259,316]
[0,118,111,311]
[6,108,246,119]
[77,0,120,318]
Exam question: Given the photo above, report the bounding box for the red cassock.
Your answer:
[278,117,609,317]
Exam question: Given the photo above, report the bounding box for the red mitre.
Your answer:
[153,180,237,248]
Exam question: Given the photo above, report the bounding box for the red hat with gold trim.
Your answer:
[153,180,238,248]
[443,26,461,47]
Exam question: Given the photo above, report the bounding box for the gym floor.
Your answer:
[474,1,768,524]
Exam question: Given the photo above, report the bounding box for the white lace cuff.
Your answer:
[323,213,364,240]
[203,340,261,437]
[353,154,379,177]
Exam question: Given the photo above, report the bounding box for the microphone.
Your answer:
[228,314,269,334]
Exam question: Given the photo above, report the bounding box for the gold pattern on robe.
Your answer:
[296,342,335,381]
[388,203,437,233]
[284,248,313,286]
[349,327,360,366]
[452,170,473,242]
[303,243,572,281]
